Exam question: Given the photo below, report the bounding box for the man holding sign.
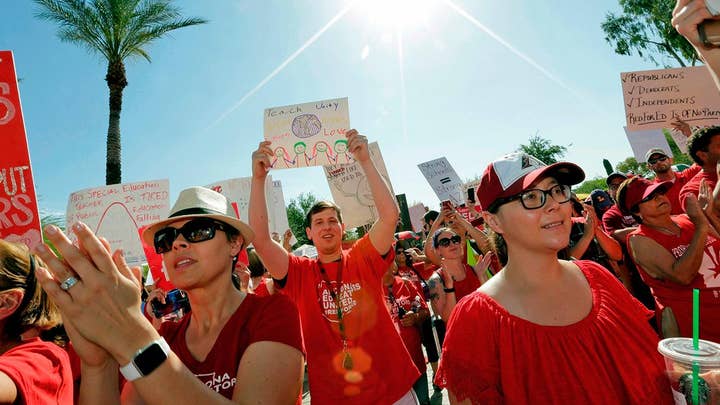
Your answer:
[249,129,419,404]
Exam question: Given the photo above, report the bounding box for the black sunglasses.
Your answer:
[437,234,461,248]
[153,218,231,254]
[648,156,668,165]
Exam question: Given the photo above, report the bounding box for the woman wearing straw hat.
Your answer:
[435,152,673,404]
[618,176,720,343]
[33,186,304,404]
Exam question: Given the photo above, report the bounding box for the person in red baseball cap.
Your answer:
[618,176,720,343]
[435,152,673,404]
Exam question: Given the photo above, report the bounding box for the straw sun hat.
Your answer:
[141,186,255,251]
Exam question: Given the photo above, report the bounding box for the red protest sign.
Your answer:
[0,51,41,248]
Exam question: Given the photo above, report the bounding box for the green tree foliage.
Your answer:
[286,192,318,248]
[35,0,206,185]
[574,177,609,195]
[517,134,569,165]
[616,156,652,177]
[601,0,698,67]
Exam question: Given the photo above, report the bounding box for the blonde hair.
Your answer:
[0,240,62,340]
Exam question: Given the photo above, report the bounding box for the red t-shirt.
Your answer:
[655,165,701,215]
[159,293,303,398]
[397,262,435,296]
[437,264,482,301]
[601,204,638,234]
[628,215,720,342]
[435,261,673,404]
[679,169,718,211]
[384,276,428,372]
[281,235,419,404]
[252,278,271,297]
[0,338,73,405]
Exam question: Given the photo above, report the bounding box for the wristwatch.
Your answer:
[119,337,171,381]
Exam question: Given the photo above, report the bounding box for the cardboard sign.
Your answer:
[408,203,426,233]
[623,127,672,162]
[621,66,720,131]
[0,51,42,248]
[206,176,291,241]
[324,142,395,229]
[66,180,170,266]
[269,180,295,245]
[417,157,464,205]
[264,97,351,169]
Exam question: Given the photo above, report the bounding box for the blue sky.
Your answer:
[2,0,668,217]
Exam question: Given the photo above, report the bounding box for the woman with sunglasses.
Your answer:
[618,177,720,343]
[427,229,491,321]
[435,152,673,404]
[0,240,72,404]
[34,187,304,404]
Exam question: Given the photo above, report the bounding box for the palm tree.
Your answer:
[34,0,207,184]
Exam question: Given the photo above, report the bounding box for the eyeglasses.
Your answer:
[153,218,230,254]
[495,184,572,211]
[437,234,461,248]
[648,156,668,165]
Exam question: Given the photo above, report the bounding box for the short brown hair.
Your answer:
[305,201,343,228]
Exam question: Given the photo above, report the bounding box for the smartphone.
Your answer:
[441,200,453,211]
[151,289,191,321]
[467,187,476,203]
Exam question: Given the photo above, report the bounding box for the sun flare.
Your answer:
[357,0,438,29]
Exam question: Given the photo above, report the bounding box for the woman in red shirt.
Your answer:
[435,152,673,404]
[0,240,73,404]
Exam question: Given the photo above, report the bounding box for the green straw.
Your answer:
[693,288,699,405]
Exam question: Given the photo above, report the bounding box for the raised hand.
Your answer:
[669,117,693,137]
[252,141,274,179]
[672,0,713,48]
[346,129,370,162]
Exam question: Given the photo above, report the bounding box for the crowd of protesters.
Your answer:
[0,1,719,403]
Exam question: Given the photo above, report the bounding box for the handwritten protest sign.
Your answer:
[418,157,464,205]
[0,51,42,248]
[264,97,351,169]
[623,127,672,162]
[66,180,170,265]
[621,66,720,131]
[324,142,395,229]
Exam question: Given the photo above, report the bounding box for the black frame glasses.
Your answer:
[437,234,462,248]
[493,184,572,211]
[648,156,668,165]
[153,218,230,254]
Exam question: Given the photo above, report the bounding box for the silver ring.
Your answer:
[59,276,79,291]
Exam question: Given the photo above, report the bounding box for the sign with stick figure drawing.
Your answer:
[324,142,395,229]
[264,97,351,169]
[65,180,170,266]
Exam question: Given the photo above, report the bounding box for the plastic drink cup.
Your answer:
[658,338,720,405]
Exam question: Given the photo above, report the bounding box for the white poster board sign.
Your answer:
[324,142,395,229]
[269,180,295,245]
[264,97,352,169]
[621,66,720,131]
[624,127,672,162]
[65,180,170,266]
[408,203,426,233]
[417,157,464,205]
[206,177,291,242]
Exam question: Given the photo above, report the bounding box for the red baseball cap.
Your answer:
[620,177,673,213]
[477,152,585,212]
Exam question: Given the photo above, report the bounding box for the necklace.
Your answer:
[317,258,354,371]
